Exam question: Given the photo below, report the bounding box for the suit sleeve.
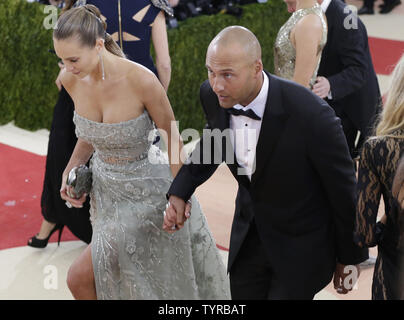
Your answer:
[327,18,370,101]
[307,104,368,265]
[167,83,221,201]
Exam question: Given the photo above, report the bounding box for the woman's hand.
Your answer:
[60,171,87,208]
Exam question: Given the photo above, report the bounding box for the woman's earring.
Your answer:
[99,53,105,80]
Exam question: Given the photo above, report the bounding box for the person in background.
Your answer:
[392,156,404,299]
[28,0,92,248]
[355,54,404,300]
[313,0,381,268]
[274,0,327,89]
[357,0,402,15]
[313,0,381,161]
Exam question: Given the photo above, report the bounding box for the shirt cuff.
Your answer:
[327,89,333,100]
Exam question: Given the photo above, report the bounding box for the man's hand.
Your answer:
[333,263,360,294]
[312,76,331,99]
[162,195,192,233]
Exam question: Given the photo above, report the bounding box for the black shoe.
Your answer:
[358,6,374,14]
[27,224,64,248]
[380,0,401,13]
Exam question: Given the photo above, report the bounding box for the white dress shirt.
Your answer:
[320,0,332,12]
[229,71,269,180]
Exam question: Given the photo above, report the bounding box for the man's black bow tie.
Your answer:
[227,108,261,120]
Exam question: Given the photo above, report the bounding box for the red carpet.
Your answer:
[0,143,77,250]
[369,37,404,75]
[1,35,403,253]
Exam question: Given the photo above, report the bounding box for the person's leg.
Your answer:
[229,221,272,299]
[358,0,375,14]
[266,276,316,300]
[380,0,402,13]
[36,219,56,240]
[66,244,97,300]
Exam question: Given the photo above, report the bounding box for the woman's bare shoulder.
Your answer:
[296,13,323,33]
[124,59,161,92]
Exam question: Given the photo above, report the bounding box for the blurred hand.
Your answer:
[60,171,87,208]
[333,263,360,294]
[312,76,331,99]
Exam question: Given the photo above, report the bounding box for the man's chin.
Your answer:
[218,102,234,109]
[216,97,234,109]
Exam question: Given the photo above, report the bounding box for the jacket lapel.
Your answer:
[251,73,289,186]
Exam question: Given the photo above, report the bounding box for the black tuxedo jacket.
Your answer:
[318,0,381,139]
[168,72,368,294]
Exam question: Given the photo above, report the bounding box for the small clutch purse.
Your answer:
[66,165,92,199]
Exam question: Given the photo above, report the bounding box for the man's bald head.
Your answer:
[208,26,262,65]
[205,26,264,109]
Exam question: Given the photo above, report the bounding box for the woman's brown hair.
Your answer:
[54,4,125,58]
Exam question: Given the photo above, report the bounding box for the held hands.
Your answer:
[333,263,360,295]
[312,76,331,99]
[60,171,87,209]
[162,195,192,233]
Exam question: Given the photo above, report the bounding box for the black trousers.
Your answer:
[364,0,394,7]
[229,220,315,300]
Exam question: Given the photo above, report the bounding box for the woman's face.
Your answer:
[53,36,100,79]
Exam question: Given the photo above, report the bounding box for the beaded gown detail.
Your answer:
[73,110,230,300]
[274,3,327,88]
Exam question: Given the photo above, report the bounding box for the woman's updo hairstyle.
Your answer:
[54,4,125,58]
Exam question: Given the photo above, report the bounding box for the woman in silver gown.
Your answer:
[55,5,230,299]
[274,0,327,88]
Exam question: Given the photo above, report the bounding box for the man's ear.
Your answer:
[255,59,263,76]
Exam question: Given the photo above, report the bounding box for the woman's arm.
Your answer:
[60,138,94,208]
[354,140,382,248]
[58,70,94,206]
[292,14,324,88]
[134,72,183,177]
[151,11,171,92]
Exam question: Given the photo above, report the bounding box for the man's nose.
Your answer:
[212,77,224,93]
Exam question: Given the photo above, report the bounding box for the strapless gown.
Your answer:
[73,110,230,300]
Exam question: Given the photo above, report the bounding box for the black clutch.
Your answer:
[66,165,92,199]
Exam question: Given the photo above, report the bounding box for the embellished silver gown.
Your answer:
[274,3,327,88]
[73,110,230,300]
